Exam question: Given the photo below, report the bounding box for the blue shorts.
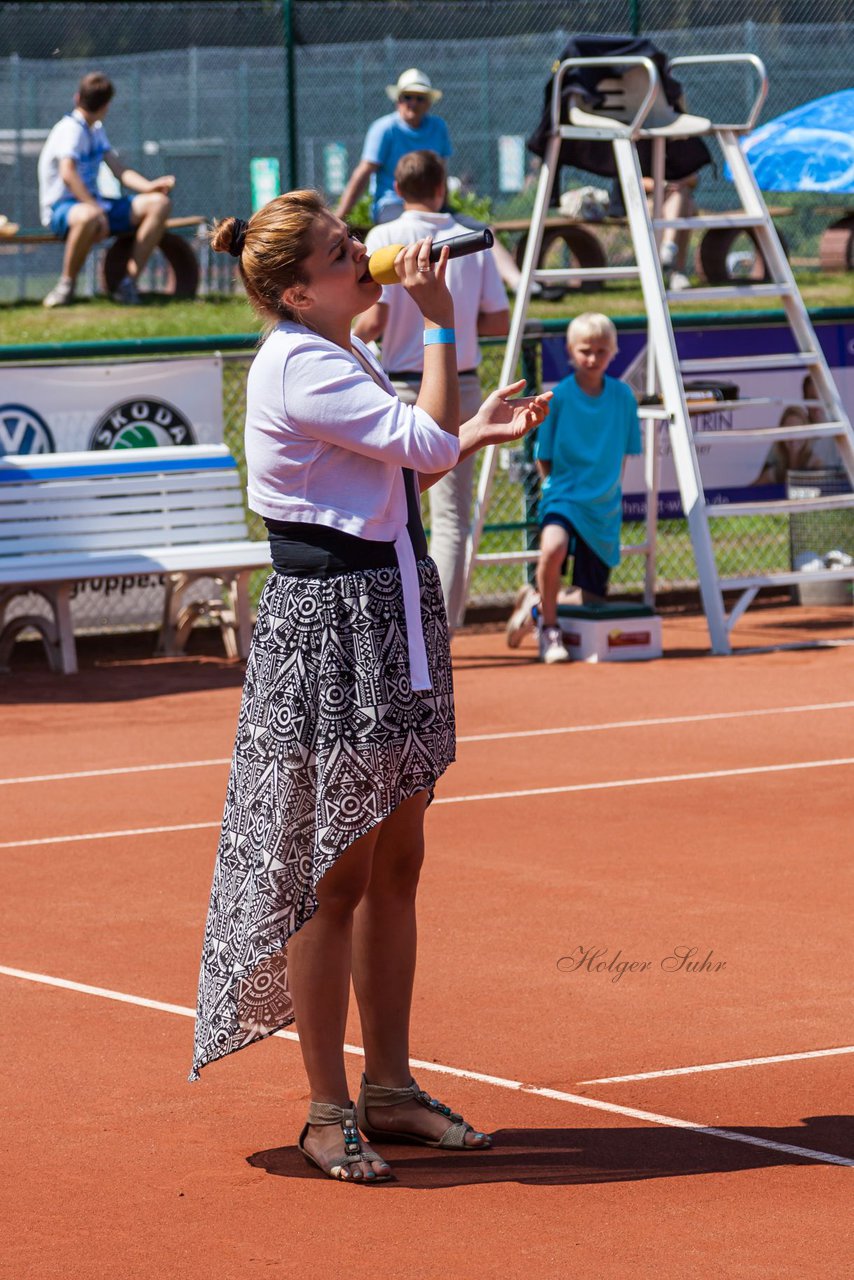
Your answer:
[541,512,610,597]
[49,196,135,239]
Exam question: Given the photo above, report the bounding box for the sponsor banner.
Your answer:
[607,628,652,648]
[540,321,854,518]
[1,357,224,629]
[0,357,222,455]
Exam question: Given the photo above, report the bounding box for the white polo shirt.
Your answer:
[38,109,114,225]
[364,211,508,373]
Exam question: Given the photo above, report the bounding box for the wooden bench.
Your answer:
[0,444,271,673]
[0,215,207,297]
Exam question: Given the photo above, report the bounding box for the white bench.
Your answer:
[0,444,271,673]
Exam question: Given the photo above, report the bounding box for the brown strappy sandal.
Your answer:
[356,1073,492,1149]
[297,1100,393,1183]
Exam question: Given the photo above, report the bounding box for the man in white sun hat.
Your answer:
[336,68,451,225]
[336,67,559,300]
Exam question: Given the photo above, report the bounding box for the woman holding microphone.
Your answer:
[191,190,551,1184]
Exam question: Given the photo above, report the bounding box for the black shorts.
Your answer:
[541,513,610,597]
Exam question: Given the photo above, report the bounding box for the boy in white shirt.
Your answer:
[353,150,510,629]
[38,71,176,307]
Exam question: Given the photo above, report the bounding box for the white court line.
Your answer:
[580,1045,854,1084]
[2,756,852,849]
[0,963,851,1168]
[0,821,219,848]
[2,700,854,786]
[433,756,854,806]
[457,700,854,744]
[0,758,229,786]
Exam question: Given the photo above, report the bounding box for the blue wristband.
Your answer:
[423,328,456,346]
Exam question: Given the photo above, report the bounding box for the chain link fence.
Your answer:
[2,1,852,276]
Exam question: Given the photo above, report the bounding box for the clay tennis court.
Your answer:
[2,602,852,1279]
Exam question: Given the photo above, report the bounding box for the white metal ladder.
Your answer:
[460,53,854,651]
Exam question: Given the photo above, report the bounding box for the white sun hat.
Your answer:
[386,68,443,104]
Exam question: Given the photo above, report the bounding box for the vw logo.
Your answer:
[0,404,55,454]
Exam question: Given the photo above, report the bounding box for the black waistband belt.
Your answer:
[387,368,478,381]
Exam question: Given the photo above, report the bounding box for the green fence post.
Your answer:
[238,61,251,210]
[11,53,25,300]
[282,0,298,189]
[131,66,143,172]
[630,0,642,35]
[188,46,199,138]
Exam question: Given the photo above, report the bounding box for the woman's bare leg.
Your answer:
[287,823,391,1180]
[351,791,490,1147]
[351,792,427,1086]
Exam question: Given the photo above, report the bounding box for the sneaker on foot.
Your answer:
[522,281,566,302]
[539,624,569,664]
[112,275,141,305]
[43,277,74,308]
[506,584,539,649]
[669,271,691,291]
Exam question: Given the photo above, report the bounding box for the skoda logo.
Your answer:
[89,397,196,450]
[0,404,55,454]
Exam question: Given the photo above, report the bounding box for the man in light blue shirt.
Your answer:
[335,66,540,297]
[532,313,641,663]
[335,68,451,224]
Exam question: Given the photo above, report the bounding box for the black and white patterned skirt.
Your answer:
[191,557,455,1079]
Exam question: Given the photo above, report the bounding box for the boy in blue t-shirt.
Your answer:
[509,313,641,664]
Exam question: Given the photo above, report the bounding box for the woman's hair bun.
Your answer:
[210,216,248,258]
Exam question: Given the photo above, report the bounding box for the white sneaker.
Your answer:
[112,274,141,304]
[43,277,74,308]
[539,624,569,664]
[659,240,678,270]
[506,584,539,649]
[669,271,691,291]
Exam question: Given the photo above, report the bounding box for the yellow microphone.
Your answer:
[367,228,495,285]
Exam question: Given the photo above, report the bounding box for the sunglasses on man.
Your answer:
[399,92,429,103]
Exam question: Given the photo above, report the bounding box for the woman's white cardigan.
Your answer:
[245,323,461,689]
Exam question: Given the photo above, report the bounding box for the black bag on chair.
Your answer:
[527,33,712,187]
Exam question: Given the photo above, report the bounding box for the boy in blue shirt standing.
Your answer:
[509,313,641,663]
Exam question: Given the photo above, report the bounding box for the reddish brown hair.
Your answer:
[210,190,327,325]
